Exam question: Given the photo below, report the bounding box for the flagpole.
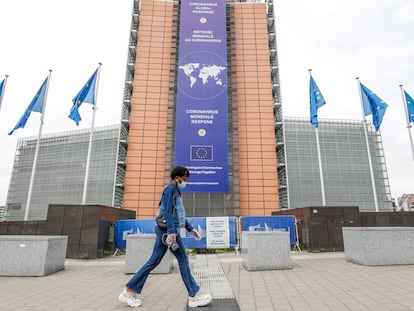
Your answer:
[82,63,102,204]
[356,77,379,212]
[0,74,9,111]
[24,70,52,221]
[314,127,326,205]
[309,69,326,206]
[399,85,414,162]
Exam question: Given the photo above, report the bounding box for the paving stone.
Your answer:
[0,252,414,310]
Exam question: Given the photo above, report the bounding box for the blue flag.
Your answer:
[309,75,326,128]
[0,78,5,106]
[403,91,414,123]
[359,82,388,132]
[69,68,98,125]
[8,77,49,135]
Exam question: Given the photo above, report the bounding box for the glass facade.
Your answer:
[0,206,5,222]
[5,125,121,220]
[284,117,392,212]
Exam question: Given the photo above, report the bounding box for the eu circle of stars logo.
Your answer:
[190,145,213,161]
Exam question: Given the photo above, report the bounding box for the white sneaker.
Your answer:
[118,288,142,308]
[188,292,212,308]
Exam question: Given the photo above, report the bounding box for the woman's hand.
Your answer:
[166,233,176,246]
[191,229,201,241]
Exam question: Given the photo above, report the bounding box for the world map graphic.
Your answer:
[179,63,226,88]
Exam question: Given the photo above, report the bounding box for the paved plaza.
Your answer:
[1,252,414,310]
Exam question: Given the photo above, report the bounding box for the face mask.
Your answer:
[178,181,187,189]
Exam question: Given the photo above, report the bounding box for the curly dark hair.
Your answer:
[170,166,190,180]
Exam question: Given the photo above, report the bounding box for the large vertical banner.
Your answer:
[175,0,229,192]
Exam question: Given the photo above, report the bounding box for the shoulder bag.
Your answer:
[155,191,176,230]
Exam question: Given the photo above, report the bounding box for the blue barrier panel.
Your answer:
[114,217,237,250]
[181,217,206,248]
[241,216,297,245]
[226,216,238,248]
[114,219,156,250]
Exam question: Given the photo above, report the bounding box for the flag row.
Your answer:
[310,72,414,131]
[3,67,414,136]
[0,66,100,135]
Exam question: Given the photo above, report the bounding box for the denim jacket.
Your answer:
[158,182,194,235]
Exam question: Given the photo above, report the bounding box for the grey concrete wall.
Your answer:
[0,235,67,276]
[343,227,414,265]
[242,231,292,271]
[125,234,172,274]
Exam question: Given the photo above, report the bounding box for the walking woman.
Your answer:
[119,166,212,308]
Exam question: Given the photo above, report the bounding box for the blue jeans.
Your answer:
[125,225,200,297]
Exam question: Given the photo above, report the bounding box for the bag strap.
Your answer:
[158,189,176,215]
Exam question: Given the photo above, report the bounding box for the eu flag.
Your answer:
[8,77,49,135]
[190,145,213,161]
[403,91,414,123]
[310,75,326,128]
[360,82,388,131]
[69,68,98,125]
[0,78,5,108]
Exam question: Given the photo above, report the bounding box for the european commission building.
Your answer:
[4,0,392,221]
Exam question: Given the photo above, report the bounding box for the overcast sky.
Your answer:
[0,0,413,206]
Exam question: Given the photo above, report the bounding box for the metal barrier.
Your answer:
[240,215,301,251]
[114,219,155,251]
[114,215,300,255]
[114,216,238,253]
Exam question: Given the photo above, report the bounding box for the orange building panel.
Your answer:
[123,0,175,218]
[233,3,279,216]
